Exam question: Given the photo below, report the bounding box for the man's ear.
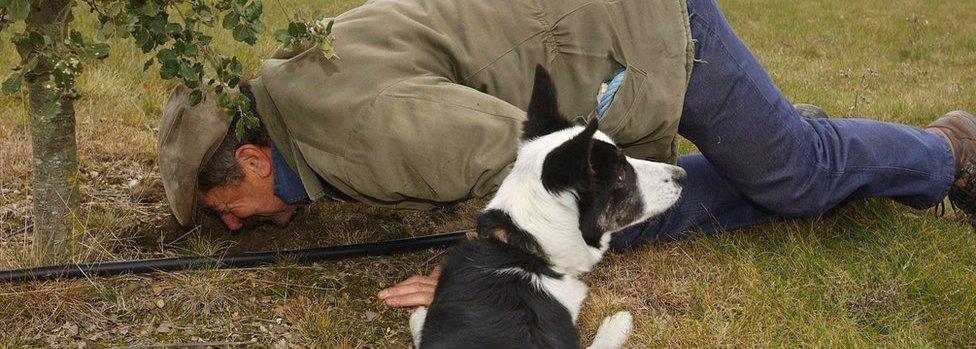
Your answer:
[521,65,572,141]
[235,145,273,178]
[540,118,599,193]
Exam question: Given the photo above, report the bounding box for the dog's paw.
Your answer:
[588,311,633,349]
[605,311,632,329]
[409,307,428,348]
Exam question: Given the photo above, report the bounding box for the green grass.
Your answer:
[2,0,976,347]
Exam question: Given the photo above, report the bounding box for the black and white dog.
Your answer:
[409,67,685,348]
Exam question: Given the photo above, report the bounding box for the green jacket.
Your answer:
[249,0,694,209]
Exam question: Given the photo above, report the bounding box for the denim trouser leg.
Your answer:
[611,0,955,249]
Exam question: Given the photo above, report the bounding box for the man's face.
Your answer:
[198,145,297,230]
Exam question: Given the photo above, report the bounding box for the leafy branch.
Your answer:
[1,0,336,136]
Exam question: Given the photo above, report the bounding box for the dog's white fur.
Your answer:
[489,125,682,275]
[410,124,683,348]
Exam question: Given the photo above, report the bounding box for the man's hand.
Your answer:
[378,266,441,308]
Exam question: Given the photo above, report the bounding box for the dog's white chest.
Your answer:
[539,274,588,321]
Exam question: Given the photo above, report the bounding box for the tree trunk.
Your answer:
[23,0,79,264]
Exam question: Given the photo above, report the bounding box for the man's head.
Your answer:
[159,82,295,230]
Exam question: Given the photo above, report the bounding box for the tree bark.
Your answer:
[23,0,79,264]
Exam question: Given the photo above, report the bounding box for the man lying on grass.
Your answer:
[159,0,973,308]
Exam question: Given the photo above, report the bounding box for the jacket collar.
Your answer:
[271,144,311,205]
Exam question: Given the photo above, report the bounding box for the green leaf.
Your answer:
[12,32,40,57]
[0,0,10,9]
[68,31,86,49]
[148,16,167,37]
[140,38,155,53]
[1,72,23,94]
[217,90,233,108]
[244,1,262,19]
[197,34,213,45]
[8,0,31,21]
[157,48,177,62]
[232,25,255,44]
[107,1,124,17]
[87,43,111,59]
[179,63,200,86]
[244,114,259,129]
[183,43,198,56]
[234,118,245,140]
[165,23,182,37]
[139,0,160,16]
[133,29,150,48]
[229,58,242,74]
[188,89,203,106]
[143,58,154,71]
[159,62,178,79]
[222,13,240,30]
[325,19,334,34]
[251,20,264,34]
[287,22,306,37]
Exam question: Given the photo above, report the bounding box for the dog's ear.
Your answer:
[541,118,599,193]
[522,65,572,141]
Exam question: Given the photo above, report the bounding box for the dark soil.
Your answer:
[127,200,483,255]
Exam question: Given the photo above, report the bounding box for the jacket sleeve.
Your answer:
[339,76,526,209]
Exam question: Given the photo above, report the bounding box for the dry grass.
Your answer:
[2,0,976,347]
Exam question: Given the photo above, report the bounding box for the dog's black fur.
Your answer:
[419,210,577,348]
[524,67,648,248]
[417,66,657,348]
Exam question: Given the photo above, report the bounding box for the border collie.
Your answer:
[409,66,685,348]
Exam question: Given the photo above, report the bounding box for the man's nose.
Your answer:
[220,213,244,230]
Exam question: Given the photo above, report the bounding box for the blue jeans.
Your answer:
[610,0,956,249]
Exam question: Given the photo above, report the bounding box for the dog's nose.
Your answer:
[671,167,687,185]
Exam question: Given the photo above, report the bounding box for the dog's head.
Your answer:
[486,66,684,272]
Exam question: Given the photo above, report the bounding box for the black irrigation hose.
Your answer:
[0,230,470,284]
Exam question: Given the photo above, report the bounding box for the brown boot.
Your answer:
[926,111,976,224]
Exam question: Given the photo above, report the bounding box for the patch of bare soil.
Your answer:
[128,200,482,255]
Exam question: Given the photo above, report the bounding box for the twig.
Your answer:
[274,0,293,21]
[0,283,86,297]
[249,277,339,292]
[4,223,33,238]
[162,225,201,249]
[113,341,256,349]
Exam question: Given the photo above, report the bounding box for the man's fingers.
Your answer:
[384,291,435,308]
[390,275,437,290]
[376,266,442,304]
[378,280,436,299]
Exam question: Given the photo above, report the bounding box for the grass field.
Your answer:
[2,0,976,347]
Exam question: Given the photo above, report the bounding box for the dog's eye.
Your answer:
[617,164,627,181]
